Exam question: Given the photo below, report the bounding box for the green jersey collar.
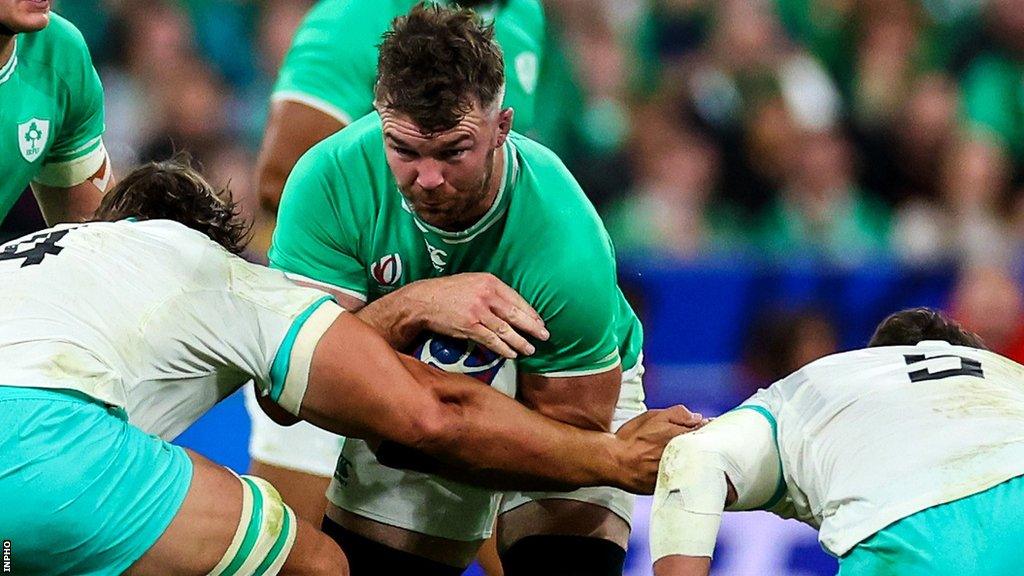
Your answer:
[434,0,500,21]
[0,38,18,86]
[408,138,518,244]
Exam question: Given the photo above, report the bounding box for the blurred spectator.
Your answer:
[740,305,839,396]
[753,126,892,264]
[950,265,1024,363]
[603,126,745,258]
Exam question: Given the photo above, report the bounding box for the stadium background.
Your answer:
[5,0,1024,574]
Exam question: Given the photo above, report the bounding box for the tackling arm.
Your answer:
[283,307,699,493]
[650,409,781,576]
[31,149,114,225]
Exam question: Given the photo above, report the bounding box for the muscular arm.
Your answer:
[255,100,345,213]
[518,368,621,432]
[296,311,697,493]
[295,273,548,359]
[31,152,114,224]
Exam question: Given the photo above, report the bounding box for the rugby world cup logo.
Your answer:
[371,253,403,286]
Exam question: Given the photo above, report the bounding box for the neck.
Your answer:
[459,143,506,230]
[0,32,14,67]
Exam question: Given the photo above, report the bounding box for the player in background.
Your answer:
[271,5,647,575]
[0,1,113,227]
[0,159,699,576]
[651,307,1024,576]
[252,0,542,241]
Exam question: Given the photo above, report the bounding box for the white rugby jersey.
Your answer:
[741,341,1024,556]
[0,220,337,439]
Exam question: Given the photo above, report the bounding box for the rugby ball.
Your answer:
[409,332,517,398]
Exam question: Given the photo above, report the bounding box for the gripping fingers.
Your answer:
[663,405,705,428]
[493,283,549,340]
[471,321,519,359]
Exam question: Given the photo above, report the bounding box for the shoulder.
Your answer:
[299,112,387,174]
[509,133,612,261]
[292,0,409,47]
[500,0,546,35]
[19,13,91,67]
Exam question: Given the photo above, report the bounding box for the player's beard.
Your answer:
[451,145,498,230]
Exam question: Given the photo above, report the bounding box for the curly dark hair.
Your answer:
[868,307,988,350]
[374,2,505,133]
[93,156,250,254]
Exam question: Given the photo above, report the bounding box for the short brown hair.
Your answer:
[868,307,988,349]
[93,156,250,254]
[374,3,504,133]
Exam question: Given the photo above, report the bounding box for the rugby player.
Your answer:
[651,307,1024,576]
[1,1,113,226]
[270,5,647,575]
[0,159,699,576]
[249,11,545,563]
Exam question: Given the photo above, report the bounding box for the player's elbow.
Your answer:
[403,402,458,455]
[256,167,287,212]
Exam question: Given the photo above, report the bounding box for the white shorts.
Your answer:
[326,361,647,541]
[244,386,344,478]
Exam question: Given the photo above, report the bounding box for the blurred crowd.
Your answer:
[6,0,1024,262]
[5,0,1024,371]
[595,0,1024,270]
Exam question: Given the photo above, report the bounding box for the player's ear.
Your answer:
[495,107,513,147]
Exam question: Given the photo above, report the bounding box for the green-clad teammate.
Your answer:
[0,1,112,228]
[269,6,647,576]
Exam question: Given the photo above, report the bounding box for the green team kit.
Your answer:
[270,113,645,540]
[272,0,545,133]
[271,113,642,379]
[0,13,106,222]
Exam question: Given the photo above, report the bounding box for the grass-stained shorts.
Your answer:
[839,473,1024,576]
[0,386,193,575]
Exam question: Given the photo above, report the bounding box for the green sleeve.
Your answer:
[44,17,105,165]
[271,0,392,123]
[516,225,621,376]
[268,136,370,297]
[960,54,1023,148]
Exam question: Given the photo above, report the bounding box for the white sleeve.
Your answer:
[650,408,782,561]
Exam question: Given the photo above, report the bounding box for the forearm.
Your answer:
[353,285,427,349]
[404,357,626,491]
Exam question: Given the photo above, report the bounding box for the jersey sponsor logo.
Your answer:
[17,118,50,163]
[371,253,403,286]
[515,52,539,95]
[424,240,448,271]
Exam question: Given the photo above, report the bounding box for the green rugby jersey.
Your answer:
[272,0,544,134]
[270,113,642,376]
[0,13,106,223]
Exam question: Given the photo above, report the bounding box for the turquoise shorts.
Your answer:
[0,386,193,575]
[839,473,1024,576]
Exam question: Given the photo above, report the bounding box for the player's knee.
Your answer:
[207,475,298,576]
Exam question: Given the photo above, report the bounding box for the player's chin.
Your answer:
[9,1,51,31]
